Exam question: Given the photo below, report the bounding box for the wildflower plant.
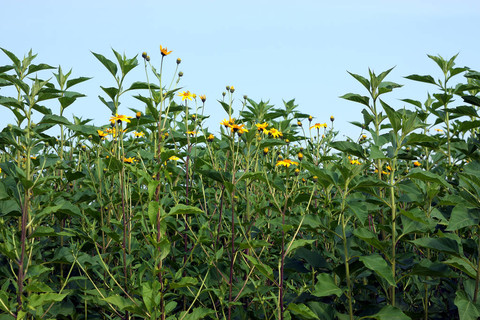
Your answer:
[0,47,480,320]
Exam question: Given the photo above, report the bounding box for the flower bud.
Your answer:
[178,71,183,77]
[176,58,181,64]
[142,52,148,59]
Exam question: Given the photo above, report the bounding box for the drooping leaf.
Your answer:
[359,254,396,286]
[311,273,342,298]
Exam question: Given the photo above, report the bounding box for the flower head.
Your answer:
[330,116,335,122]
[169,156,180,161]
[207,133,214,142]
[136,111,142,119]
[134,131,145,138]
[160,45,172,56]
[413,161,421,167]
[123,157,136,164]
[263,147,269,155]
[308,115,313,122]
[97,130,108,138]
[178,91,194,101]
[268,128,283,138]
[297,152,304,161]
[255,122,269,132]
[276,159,299,168]
[186,131,196,136]
[310,123,327,130]
[200,95,206,103]
[220,117,235,129]
[110,114,134,124]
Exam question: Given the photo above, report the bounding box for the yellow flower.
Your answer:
[308,115,313,122]
[110,114,133,124]
[350,159,361,165]
[136,111,142,119]
[435,128,443,132]
[276,159,299,167]
[178,91,194,101]
[310,123,327,130]
[160,45,172,56]
[134,131,145,138]
[97,130,108,138]
[268,128,283,138]
[263,147,269,155]
[297,152,304,161]
[169,156,180,161]
[413,161,421,167]
[297,120,302,127]
[123,157,135,164]
[386,165,392,171]
[230,123,248,133]
[255,122,269,132]
[187,131,196,136]
[330,116,335,122]
[294,168,300,176]
[220,117,235,128]
[200,95,206,103]
[207,133,214,142]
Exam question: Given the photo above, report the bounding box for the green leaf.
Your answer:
[27,63,55,75]
[405,168,450,188]
[39,114,71,126]
[1,48,21,68]
[347,71,370,91]
[28,293,68,308]
[340,93,370,107]
[378,81,402,95]
[312,273,342,298]
[369,145,387,160]
[330,141,365,159]
[401,98,422,108]
[170,277,198,289]
[101,86,119,101]
[446,205,479,231]
[243,254,274,282]
[405,133,439,148]
[126,81,160,91]
[218,100,233,114]
[91,51,118,78]
[353,228,387,252]
[454,290,480,320]
[359,254,396,286]
[405,74,436,85]
[444,257,477,279]
[370,305,411,320]
[66,76,92,89]
[380,100,400,133]
[410,259,458,278]
[287,303,319,320]
[286,239,316,255]
[410,237,459,256]
[181,307,216,320]
[98,95,116,114]
[168,204,203,216]
[103,294,134,311]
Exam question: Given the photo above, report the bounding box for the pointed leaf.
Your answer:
[359,254,396,286]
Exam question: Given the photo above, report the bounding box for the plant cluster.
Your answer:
[0,47,480,319]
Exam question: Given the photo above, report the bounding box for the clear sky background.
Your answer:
[1,0,480,138]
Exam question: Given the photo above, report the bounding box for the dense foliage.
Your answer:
[0,48,480,320]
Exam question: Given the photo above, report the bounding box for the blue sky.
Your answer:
[1,0,480,137]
